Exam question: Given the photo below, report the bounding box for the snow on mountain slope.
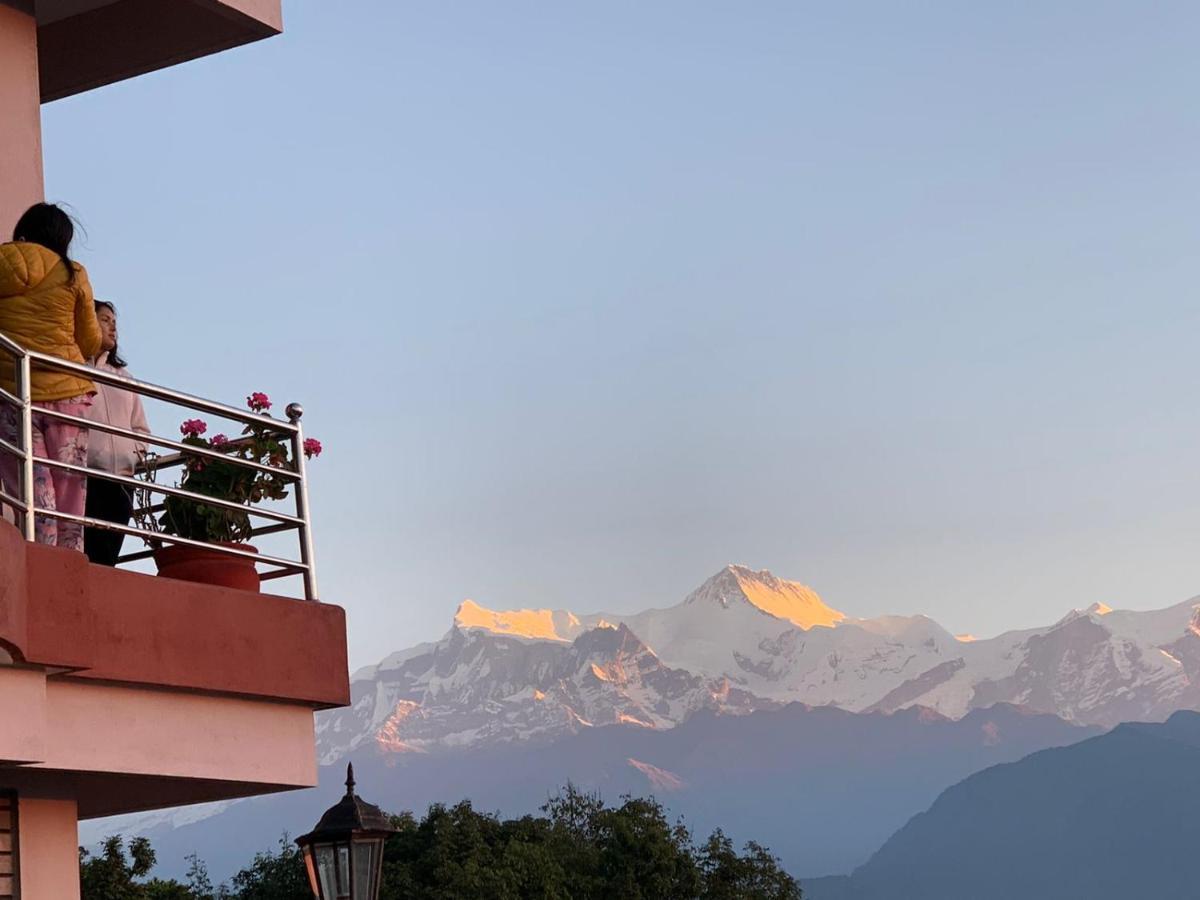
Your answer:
[1087,596,1200,647]
[678,564,845,629]
[350,639,440,682]
[316,618,762,764]
[602,566,839,673]
[320,568,1200,763]
[596,569,958,710]
[446,566,957,711]
[453,599,585,642]
[872,602,1200,726]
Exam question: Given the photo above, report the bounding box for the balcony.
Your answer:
[0,331,319,598]
[0,334,348,819]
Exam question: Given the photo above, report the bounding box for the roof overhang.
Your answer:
[4,0,281,102]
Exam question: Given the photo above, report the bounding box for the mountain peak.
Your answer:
[1056,602,1115,627]
[684,565,845,629]
[454,599,581,642]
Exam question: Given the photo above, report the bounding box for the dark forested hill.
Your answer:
[806,710,1200,900]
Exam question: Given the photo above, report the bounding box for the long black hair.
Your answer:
[94,300,127,368]
[12,202,77,284]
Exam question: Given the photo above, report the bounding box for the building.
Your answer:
[0,3,350,897]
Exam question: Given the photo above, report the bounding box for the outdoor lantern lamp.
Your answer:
[296,763,395,900]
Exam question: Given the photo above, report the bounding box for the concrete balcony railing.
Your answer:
[0,505,349,823]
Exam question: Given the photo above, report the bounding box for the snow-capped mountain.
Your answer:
[874,598,1200,726]
[317,612,763,763]
[492,564,962,713]
[318,565,1200,763]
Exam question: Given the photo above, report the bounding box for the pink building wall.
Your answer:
[213,0,283,31]
[0,667,45,764]
[0,664,322,816]
[18,798,80,900]
[43,679,317,788]
[0,5,43,234]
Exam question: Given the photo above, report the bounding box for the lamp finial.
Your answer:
[346,762,356,795]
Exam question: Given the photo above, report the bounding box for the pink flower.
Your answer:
[180,418,207,437]
[247,392,272,412]
[211,433,230,449]
[303,438,323,459]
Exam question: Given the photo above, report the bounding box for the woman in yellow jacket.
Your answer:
[0,203,101,551]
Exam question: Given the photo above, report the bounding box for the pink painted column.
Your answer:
[0,4,44,236]
[17,798,80,900]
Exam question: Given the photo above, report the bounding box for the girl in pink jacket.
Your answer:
[82,301,149,565]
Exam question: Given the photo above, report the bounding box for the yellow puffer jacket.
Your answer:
[0,241,101,401]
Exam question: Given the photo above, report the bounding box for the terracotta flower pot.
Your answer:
[153,542,260,592]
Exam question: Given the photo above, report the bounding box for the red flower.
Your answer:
[303,438,323,459]
[211,433,230,449]
[246,392,272,412]
[180,418,207,437]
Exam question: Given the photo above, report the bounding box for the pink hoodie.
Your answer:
[82,353,150,475]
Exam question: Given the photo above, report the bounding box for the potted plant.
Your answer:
[140,391,321,591]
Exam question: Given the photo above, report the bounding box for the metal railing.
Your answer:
[0,332,319,601]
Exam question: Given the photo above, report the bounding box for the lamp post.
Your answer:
[296,764,396,900]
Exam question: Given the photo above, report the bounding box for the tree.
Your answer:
[588,796,702,899]
[79,835,192,900]
[182,854,222,900]
[82,789,802,899]
[224,837,308,900]
[698,830,802,900]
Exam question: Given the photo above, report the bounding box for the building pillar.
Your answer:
[0,3,44,236]
[17,797,79,900]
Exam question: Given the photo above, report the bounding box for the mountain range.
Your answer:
[318,564,1200,763]
[86,564,1200,882]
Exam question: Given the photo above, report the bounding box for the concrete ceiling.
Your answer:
[35,0,121,26]
[33,0,282,102]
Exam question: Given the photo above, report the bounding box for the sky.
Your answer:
[37,0,1200,669]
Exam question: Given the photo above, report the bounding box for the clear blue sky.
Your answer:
[40,0,1200,667]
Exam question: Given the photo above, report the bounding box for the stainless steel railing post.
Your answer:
[286,402,319,601]
[17,353,34,541]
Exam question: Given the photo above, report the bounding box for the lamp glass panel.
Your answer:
[337,844,351,897]
[351,839,380,900]
[302,846,320,897]
[315,844,338,900]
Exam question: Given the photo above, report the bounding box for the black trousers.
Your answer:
[84,477,133,566]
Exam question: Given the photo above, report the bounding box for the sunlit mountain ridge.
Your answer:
[320,565,1200,765]
[677,564,845,629]
[449,564,843,642]
[452,598,584,642]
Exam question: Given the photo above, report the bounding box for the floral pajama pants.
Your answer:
[0,395,91,551]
